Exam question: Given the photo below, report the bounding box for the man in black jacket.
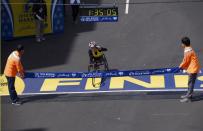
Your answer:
[70,0,80,24]
[32,0,47,42]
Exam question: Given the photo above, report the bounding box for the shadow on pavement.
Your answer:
[191,94,203,102]
[1,0,102,72]
[16,128,47,131]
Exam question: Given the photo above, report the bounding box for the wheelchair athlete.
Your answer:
[88,41,107,64]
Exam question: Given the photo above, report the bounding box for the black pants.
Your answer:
[6,76,19,103]
[71,5,79,21]
[187,73,197,96]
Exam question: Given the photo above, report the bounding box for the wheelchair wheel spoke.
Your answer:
[88,54,109,87]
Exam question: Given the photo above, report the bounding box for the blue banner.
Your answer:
[80,16,118,22]
[25,67,181,78]
[1,67,203,96]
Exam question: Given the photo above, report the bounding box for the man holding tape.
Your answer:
[4,45,25,105]
[179,37,201,102]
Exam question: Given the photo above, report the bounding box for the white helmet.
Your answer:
[89,41,96,48]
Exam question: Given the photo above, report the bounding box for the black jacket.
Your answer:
[32,0,47,20]
[88,46,107,59]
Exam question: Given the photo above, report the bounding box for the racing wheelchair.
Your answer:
[88,54,109,87]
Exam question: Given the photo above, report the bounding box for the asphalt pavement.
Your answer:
[1,0,203,131]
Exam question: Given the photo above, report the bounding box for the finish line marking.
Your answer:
[2,89,203,96]
[125,0,130,14]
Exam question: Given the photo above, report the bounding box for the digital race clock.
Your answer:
[80,6,118,22]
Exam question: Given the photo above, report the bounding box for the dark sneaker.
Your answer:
[41,37,46,41]
[180,98,191,103]
[12,101,22,106]
[181,94,192,99]
[36,38,41,42]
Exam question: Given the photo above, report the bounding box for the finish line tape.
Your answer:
[25,67,180,78]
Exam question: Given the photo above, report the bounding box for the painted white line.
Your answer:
[151,113,189,117]
[1,89,203,96]
[125,0,130,14]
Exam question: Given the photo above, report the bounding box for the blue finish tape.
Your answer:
[25,67,181,78]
